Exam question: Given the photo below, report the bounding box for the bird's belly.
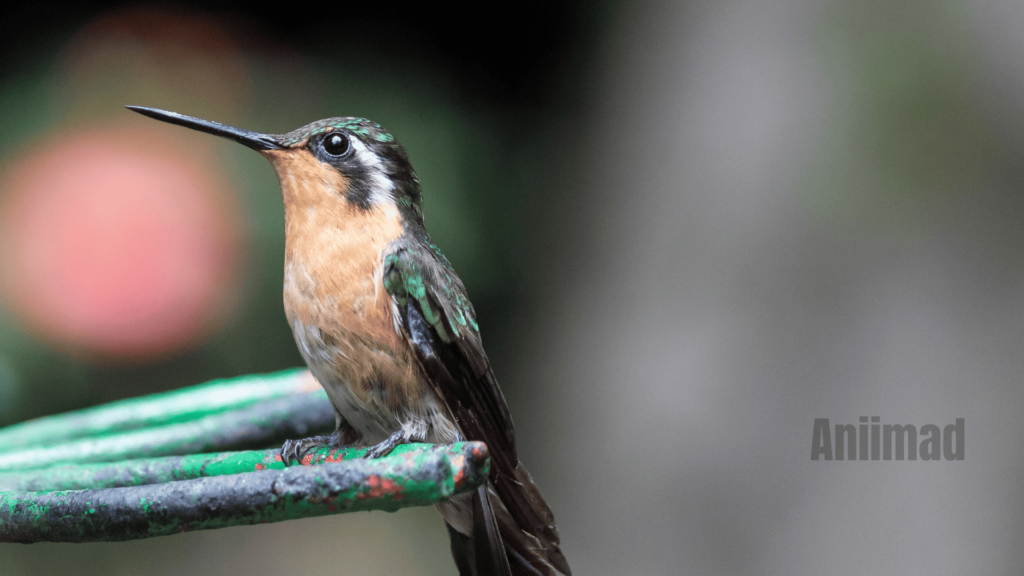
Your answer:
[291,317,459,445]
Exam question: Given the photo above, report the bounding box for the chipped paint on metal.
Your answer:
[0,442,488,543]
[0,369,316,454]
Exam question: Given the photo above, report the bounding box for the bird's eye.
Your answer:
[323,133,350,156]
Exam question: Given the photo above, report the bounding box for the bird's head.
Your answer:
[126,106,425,228]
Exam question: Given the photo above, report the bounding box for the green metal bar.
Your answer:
[0,368,317,453]
[0,442,490,543]
[0,371,494,545]
[0,449,282,492]
[0,443,475,492]
[0,391,335,472]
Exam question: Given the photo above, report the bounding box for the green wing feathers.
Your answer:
[382,242,571,576]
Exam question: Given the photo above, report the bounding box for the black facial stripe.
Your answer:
[307,130,420,211]
[374,145,419,202]
[338,158,376,210]
[309,132,376,209]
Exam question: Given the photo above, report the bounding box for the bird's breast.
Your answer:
[273,151,429,435]
[275,148,407,352]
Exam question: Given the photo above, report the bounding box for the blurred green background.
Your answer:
[0,2,595,574]
[4,0,1024,574]
[0,2,589,422]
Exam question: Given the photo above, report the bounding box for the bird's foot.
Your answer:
[364,430,408,459]
[280,431,342,465]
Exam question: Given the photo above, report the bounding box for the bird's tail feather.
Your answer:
[443,464,570,576]
[446,485,511,576]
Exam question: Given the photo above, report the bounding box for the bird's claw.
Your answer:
[279,431,341,466]
[364,430,407,459]
[364,443,391,459]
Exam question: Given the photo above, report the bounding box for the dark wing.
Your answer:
[382,244,517,472]
[383,243,570,576]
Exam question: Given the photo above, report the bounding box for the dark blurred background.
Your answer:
[3,0,1024,574]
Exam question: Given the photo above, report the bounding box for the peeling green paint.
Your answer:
[0,391,334,472]
[0,371,492,544]
[0,369,314,453]
[0,442,488,543]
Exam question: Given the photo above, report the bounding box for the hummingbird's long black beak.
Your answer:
[126,106,283,151]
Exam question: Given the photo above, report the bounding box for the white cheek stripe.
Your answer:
[349,137,395,206]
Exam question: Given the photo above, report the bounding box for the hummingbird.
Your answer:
[127,105,570,576]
